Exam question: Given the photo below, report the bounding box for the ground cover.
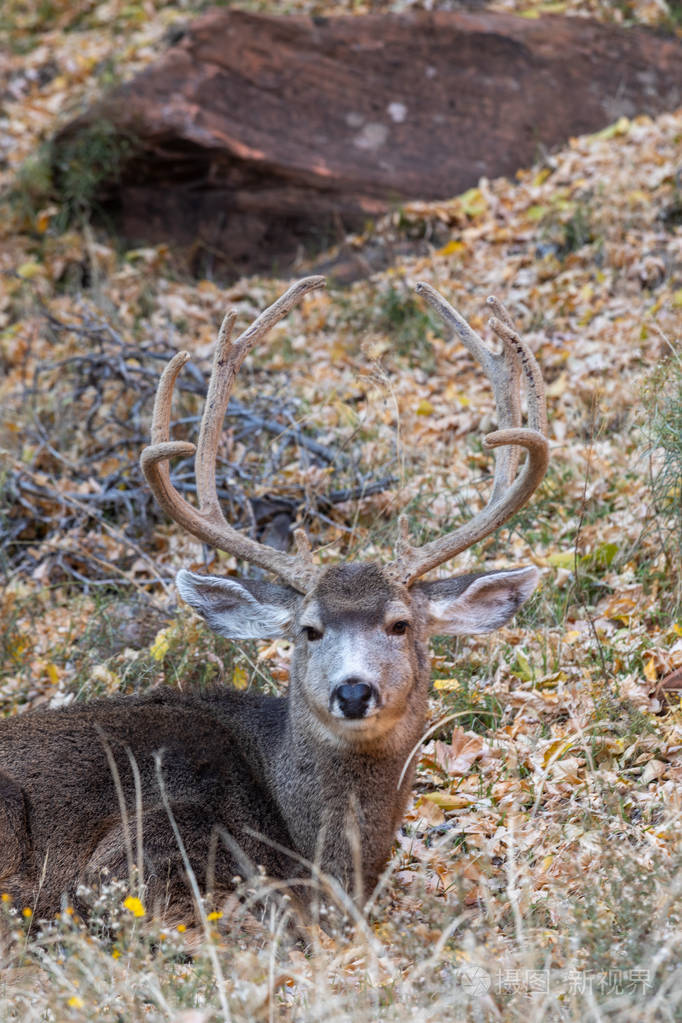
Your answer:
[1,2,681,1019]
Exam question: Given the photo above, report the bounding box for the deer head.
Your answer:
[140,277,548,750]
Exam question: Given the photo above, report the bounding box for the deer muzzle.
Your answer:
[330,680,379,720]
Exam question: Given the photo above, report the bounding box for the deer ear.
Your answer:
[417,567,539,637]
[176,570,301,639]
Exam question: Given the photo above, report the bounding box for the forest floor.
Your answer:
[1,1,682,1021]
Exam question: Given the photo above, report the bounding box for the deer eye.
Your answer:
[389,620,409,636]
[303,626,323,642]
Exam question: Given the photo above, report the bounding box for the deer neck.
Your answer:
[265,665,429,896]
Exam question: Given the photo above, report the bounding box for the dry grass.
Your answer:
[1,1,682,1020]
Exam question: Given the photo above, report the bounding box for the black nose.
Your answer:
[332,679,375,719]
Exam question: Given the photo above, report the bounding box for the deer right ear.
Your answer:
[176,570,301,639]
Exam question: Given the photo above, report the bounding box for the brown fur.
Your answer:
[0,562,535,921]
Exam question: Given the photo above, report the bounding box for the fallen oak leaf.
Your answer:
[423,727,490,776]
[640,759,668,785]
[420,791,476,810]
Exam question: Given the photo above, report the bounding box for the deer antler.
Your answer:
[387,283,549,586]
[140,276,326,593]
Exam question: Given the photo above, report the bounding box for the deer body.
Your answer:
[0,689,300,918]
[0,562,536,918]
[0,277,549,923]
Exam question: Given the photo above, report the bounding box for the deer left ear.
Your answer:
[416,566,539,637]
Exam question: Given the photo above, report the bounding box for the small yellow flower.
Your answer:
[67,996,84,1009]
[177,923,186,933]
[22,907,32,918]
[206,911,223,921]
[1,893,11,903]
[112,949,121,959]
[123,896,146,918]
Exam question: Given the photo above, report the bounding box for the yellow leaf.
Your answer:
[627,189,649,205]
[581,542,618,570]
[45,662,60,685]
[7,634,29,663]
[590,117,630,141]
[459,187,487,218]
[416,399,434,416]
[443,382,470,406]
[644,658,658,684]
[149,628,171,661]
[541,855,554,871]
[421,791,472,809]
[527,204,549,221]
[672,290,682,309]
[123,896,145,918]
[535,670,566,689]
[433,678,460,691]
[532,168,551,187]
[601,594,637,625]
[232,664,249,690]
[17,261,43,280]
[673,624,682,637]
[546,551,575,569]
[437,239,465,256]
[542,737,576,767]
[513,650,533,681]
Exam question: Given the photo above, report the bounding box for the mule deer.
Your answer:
[0,277,548,924]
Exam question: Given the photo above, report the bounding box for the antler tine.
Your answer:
[388,283,549,586]
[416,283,524,502]
[486,298,548,436]
[140,351,200,525]
[141,276,326,593]
[194,307,238,522]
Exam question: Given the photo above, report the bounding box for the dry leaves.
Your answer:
[1,2,682,1018]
